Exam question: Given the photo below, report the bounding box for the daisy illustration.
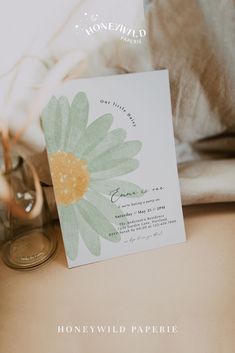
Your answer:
[41,92,143,260]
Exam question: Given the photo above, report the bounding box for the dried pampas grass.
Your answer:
[0,125,43,219]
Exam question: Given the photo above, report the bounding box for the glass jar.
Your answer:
[0,155,57,270]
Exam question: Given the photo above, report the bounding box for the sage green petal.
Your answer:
[85,189,128,225]
[77,199,121,242]
[85,128,126,162]
[65,92,89,151]
[90,159,139,180]
[89,158,129,173]
[89,179,144,199]
[75,114,113,158]
[88,140,142,173]
[41,96,58,153]
[58,205,79,261]
[74,205,101,256]
[57,96,70,150]
[89,140,142,172]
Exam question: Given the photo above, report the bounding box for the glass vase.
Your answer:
[0,155,57,270]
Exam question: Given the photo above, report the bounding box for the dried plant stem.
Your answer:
[2,132,12,172]
[0,124,12,172]
[0,121,43,219]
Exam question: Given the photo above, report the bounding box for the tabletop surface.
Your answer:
[0,203,235,353]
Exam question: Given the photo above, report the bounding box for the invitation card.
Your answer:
[42,70,186,268]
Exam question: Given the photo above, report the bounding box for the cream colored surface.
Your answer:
[0,203,234,353]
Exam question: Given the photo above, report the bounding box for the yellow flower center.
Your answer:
[49,151,90,205]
